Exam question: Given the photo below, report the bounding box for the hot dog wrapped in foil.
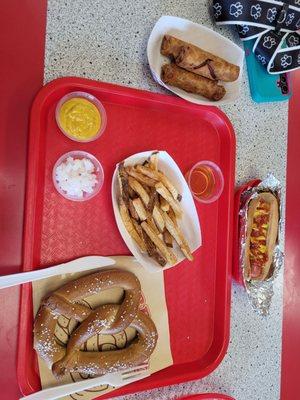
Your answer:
[239,174,284,315]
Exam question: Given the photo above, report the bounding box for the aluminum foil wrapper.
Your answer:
[239,174,284,316]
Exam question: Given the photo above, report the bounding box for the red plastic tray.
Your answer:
[232,179,261,285]
[178,395,234,400]
[17,77,235,398]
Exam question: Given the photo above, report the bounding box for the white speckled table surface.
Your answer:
[45,1,287,399]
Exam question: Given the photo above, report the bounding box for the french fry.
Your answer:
[131,219,146,247]
[160,195,170,212]
[168,207,177,226]
[161,173,181,201]
[128,177,150,206]
[141,221,177,265]
[163,230,173,247]
[147,188,157,213]
[126,167,157,187]
[149,151,159,171]
[155,182,182,217]
[152,205,165,233]
[142,183,151,194]
[147,216,160,235]
[162,211,193,261]
[119,198,146,252]
[128,185,136,199]
[132,198,160,235]
[132,198,148,221]
[141,230,167,266]
[135,164,181,201]
[117,163,130,207]
[128,198,139,220]
[136,165,159,180]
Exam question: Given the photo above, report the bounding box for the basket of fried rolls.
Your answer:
[147,16,244,105]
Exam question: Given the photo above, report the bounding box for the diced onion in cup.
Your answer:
[55,156,98,198]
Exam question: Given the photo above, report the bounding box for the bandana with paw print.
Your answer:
[213,0,300,73]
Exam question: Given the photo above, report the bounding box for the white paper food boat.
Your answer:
[111,150,202,272]
[147,15,244,106]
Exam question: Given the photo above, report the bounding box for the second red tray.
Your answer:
[17,77,235,398]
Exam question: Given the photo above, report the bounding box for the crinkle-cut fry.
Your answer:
[152,205,165,233]
[155,182,182,217]
[160,195,170,212]
[132,198,148,221]
[119,198,146,252]
[162,211,193,261]
[126,166,157,187]
[135,164,181,201]
[128,177,150,206]
[141,221,177,265]
[141,230,167,267]
[149,152,159,171]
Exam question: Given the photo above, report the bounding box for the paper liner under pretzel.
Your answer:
[32,256,172,400]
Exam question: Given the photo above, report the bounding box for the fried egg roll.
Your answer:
[161,34,184,59]
[161,35,240,82]
[161,63,226,101]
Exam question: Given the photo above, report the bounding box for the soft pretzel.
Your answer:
[34,269,158,379]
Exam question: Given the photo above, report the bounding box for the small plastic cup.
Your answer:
[186,160,224,204]
[53,151,104,201]
[55,91,107,142]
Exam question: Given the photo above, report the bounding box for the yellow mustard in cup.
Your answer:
[56,92,107,142]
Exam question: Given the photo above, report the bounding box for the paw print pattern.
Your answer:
[229,2,243,18]
[295,0,300,5]
[286,13,295,26]
[281,54,292,68]
[266,7,277,23]
[263,36,277,49]
[250,4,262,20]
[296,18,300,29]
[213,2,222,19]
[238,24,250,35]
[287,34,300,47]
[257,54,267,65]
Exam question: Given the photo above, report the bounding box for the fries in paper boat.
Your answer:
[112,151,201,272]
